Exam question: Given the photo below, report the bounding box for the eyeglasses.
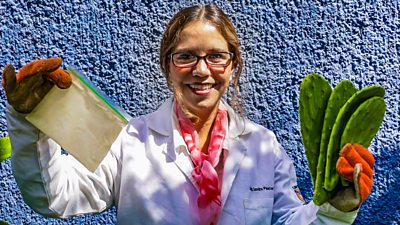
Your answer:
[170,52,233,68]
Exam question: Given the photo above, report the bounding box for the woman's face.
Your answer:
[169,20,234,118]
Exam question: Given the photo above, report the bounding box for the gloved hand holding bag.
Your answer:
[2,58,72,113]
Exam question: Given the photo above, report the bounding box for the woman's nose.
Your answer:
[193,58,211,77]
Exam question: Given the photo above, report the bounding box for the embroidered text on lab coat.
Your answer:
[249,186,274,192]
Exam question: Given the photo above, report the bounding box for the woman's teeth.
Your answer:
[189,84,212,90]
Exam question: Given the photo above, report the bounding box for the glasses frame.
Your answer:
[169,52,234,68]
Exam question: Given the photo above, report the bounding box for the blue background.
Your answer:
[0,0,399,224]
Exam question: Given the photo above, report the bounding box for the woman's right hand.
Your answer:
[2,58,72,113]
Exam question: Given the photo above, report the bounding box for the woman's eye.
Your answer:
[208,53,230,63]
[208,53,224,59]
[176,53,195,60]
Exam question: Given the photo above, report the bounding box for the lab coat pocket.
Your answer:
[243,197,273,225]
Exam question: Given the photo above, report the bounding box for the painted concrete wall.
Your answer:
[0,0,399,224]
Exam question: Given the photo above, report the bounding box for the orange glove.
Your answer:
[329,143,375,211]
[2,58,72,113]
[337,143,374,203]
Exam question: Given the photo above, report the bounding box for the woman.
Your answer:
[3,4,373,225]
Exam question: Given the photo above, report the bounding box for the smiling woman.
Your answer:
[3,3,375,225]
[160,4,244,118]
[168,21,233,123]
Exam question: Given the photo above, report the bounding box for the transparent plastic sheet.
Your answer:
[26,67,131,172]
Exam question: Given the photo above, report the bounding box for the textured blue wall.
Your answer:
[1,0,399,224]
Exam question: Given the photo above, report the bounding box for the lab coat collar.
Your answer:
[145,97,251,138]
[145,97,175,137]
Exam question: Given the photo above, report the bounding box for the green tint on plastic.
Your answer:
[67,67,131,123]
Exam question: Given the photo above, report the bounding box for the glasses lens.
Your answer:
[172,53,197,67]
[172,52,232,68]
[206,53,231,66]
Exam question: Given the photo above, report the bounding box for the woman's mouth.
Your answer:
[188,83,213,95]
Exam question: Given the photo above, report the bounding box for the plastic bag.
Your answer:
[26,67,131,172]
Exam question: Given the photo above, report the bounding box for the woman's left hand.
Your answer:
[328,143,375,212]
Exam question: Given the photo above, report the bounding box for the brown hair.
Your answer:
[160,4,244,115]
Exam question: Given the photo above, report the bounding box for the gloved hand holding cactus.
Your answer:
[328,143,375,211]
[2,58,72,113]
[299,73,385,211]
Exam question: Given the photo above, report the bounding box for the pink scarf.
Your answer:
[175,102,228,225]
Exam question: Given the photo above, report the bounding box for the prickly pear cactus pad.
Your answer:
[313,80,357,205]
[299,73,332,185]
[340,96,386,148]
[324,85,385,191]
[299,73,386,205]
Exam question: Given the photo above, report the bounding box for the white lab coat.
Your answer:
[6,98,358,225]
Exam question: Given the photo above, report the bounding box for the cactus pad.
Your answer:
[313,80,357,205]
[340,96,386,148]
[299,73,332,184]
[324,85,385,191]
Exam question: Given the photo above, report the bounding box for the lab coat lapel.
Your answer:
[146,98,198,189]
[220,102,249,207]
[165,129,198,189]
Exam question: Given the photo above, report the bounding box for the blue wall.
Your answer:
[1,0,399,224]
